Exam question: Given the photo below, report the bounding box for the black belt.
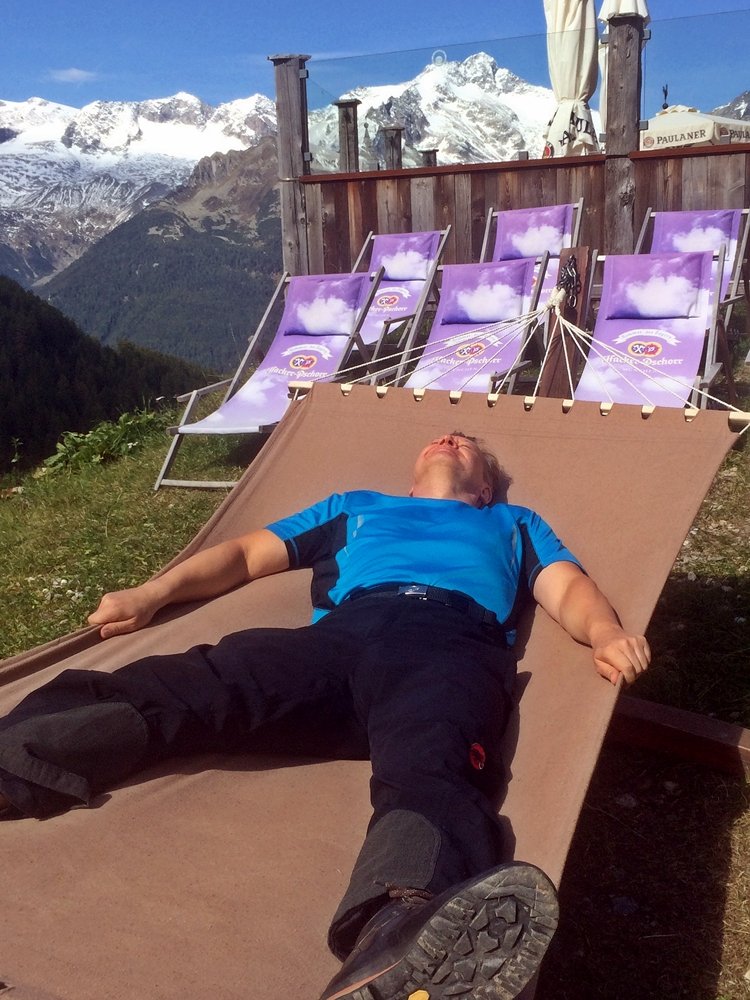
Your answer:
[347,582,506,641]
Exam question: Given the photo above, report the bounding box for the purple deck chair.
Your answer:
[636,207,749,307]
[636,207,750,375]
[480,200,583,304]
[154,271,380,489]
[574,251,723,409]
[402,258,543,394]
[352,229,450,350]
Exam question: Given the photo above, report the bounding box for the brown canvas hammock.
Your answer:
[0,383,743,1000]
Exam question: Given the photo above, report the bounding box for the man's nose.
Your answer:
[437,434,457,447]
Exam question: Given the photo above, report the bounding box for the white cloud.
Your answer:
[48,68,99,84]
[381,249,429,280]
[456,281,521,322]
[670,224,729,253]
[623,273,698,318]
[296,296,356,334]
[511,224,563,258]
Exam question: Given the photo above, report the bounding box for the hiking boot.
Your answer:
[319,861,558,1000]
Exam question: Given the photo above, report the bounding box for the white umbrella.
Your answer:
[640,105,750,150]
[598,0,651,135]
[543,0,600,157]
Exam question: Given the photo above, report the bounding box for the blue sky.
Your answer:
[3,2,748,116]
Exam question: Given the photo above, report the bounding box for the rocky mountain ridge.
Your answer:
[0,55,557,287]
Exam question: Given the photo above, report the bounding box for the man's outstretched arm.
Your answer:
[532,561,651,685]
[88,529,290,639]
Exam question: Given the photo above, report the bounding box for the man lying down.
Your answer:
[0,431,649,1000]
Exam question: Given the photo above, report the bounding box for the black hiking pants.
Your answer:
[0,594,516,959]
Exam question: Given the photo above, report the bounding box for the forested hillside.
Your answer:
[40,197,281,371]
[0,277,217,471]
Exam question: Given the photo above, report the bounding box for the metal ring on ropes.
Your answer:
[556,254,582,310]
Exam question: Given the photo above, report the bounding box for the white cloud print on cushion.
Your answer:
[607,253,705,320]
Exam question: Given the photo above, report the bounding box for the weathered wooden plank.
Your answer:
[380,126,404,170]
[452,172,473,264]
[346,181,364,266]
[706,152,746,206]
[357,179,380,245]
[410,175,437,232]
[396,177,413,234]
[605,157,636,253]
[434,173,457,262]
[470,171,489,261]
[680,156,710,211]
[334,99,360,173]
[270,54,312,273]
[605,17,644,156]
[305,184,324,274]
[377,178,401,233]
[329,180,351,272]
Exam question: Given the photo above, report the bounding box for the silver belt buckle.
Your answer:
[398,584,428,598]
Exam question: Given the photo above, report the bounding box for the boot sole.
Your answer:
[332,863,558,1000]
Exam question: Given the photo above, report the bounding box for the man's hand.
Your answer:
[88,585,161,639]
[533,561,651,685]
[87,528,290,641]
[589,623,651,686]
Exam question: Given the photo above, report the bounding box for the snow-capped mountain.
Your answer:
[711,91,750,120]
[1,56,562,286]
[308,53,557,170]
[15,52,750,294]
[0,92,276,284]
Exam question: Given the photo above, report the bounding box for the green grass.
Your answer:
[0,409,242,658]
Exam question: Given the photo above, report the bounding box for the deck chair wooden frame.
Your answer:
[154,269,384,490]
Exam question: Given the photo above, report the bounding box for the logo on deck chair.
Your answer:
[626,341,663,359]
[281,343,333,372]
[454,342,486,359]
[289,354,318,370]
[613,328,679,362]
[374,287,410,310]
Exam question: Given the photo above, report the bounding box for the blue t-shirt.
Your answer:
[267,491,581,642]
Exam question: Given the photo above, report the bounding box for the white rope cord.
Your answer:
[330,278,746,425]
[402,313,545,394]
[332,306,548,388]
[547,308,747,413]
[529,310,577,401]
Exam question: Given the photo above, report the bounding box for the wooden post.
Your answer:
[603,15,646,254]
[536,248,591,399]
[380,126,405,169]
[268,53,311,274]
[420,148,438,167]
[334,98,360,173]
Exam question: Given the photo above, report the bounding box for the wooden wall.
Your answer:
[295,145,750,275]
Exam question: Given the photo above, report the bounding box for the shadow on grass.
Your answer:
[639,573,750,729]
[537,742,748,1000]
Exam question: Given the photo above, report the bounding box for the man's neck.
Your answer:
[410,477,478,507]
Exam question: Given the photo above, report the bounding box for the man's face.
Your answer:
[412,433,492,506]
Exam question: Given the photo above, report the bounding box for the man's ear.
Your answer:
[478,483,492,508]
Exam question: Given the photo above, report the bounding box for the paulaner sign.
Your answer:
[640,108,750,150]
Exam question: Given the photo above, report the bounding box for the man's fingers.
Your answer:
[96,619,138,640]
[594,634,651,686]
